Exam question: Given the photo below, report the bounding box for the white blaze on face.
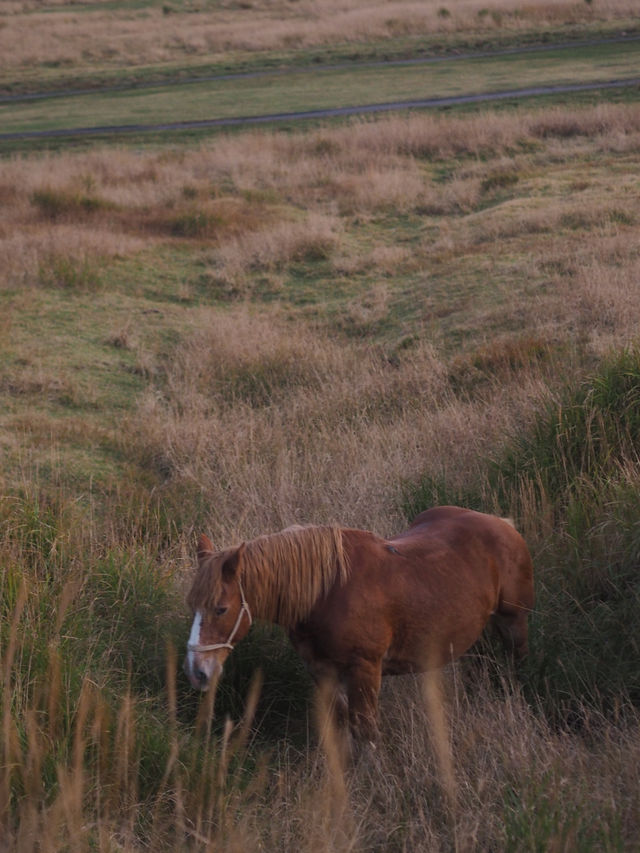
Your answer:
[188,611,203,653]
[185,610,223,690]
[186,611,203,683]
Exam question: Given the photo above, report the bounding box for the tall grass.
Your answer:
[5,335,640,848]
[3,490,639,852]
[3,0,638,81]
[130,304,545,539]
[497,348,640,507]
[4,102,640,292]
[494,349,640,720]
[3,93,640,849]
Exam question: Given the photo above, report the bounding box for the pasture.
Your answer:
[2,1,640,849]
[4,39,640,138]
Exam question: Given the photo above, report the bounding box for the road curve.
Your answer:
[1,77,639,142]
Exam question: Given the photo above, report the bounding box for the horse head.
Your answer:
[184,535,252,692]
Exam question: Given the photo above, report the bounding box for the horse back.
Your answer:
[299,507,533,673]
[397,505,534,613]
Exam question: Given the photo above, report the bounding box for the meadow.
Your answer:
[3,0,639,94]
[4,39,640,138]
[2,1,640,850]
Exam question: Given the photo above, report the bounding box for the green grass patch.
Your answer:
[496,347,640,514]
[503,772,623,853]
[3,83,639,157]
[3,39,640,138]
[37,254,104,291]
[1,264,183,497]
[31,187,112,221]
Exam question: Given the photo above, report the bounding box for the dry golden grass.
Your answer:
[4,632,638,852]
[130,305,550,543]
[210,212,343,288]
[3,102,640,294]
[3,102,640,503]
[2,0,638,78]
[3,98,640,851]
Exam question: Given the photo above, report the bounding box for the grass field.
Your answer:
[3,36,640,137]
[2,0,640,98]
[2,1,640,850]
[3,0,639,87]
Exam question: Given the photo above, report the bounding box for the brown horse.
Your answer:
[184,506,534,741]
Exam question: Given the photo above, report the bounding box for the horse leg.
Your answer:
[492,602,529,660]
[317,669,349,730]
[304,658,350,731]
[290,633,349,728]
[345,658,382,743]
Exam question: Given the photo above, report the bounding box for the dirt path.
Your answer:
[1,77,638,142]
[2,33,639,104]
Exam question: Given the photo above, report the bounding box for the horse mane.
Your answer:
[188,525,349,628]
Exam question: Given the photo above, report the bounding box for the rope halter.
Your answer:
[187,580,252,653]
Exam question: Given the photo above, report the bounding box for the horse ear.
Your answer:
[222,542,245,582]
[197,533,214,561]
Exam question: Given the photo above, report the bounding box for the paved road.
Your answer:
[1,77,638,142]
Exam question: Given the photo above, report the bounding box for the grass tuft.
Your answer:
[31,188,111,222]
[496,347,640,513]
[37,253,102,291]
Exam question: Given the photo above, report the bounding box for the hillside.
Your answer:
[2,1,640,849]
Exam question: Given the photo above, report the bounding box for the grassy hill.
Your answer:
[2,1,640,850]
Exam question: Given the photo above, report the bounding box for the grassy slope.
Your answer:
[3,4,640,851]
[4,130,637,494]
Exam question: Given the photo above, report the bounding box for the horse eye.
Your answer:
[215,606,228,617]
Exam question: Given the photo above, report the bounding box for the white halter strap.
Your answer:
[188,580,252,653]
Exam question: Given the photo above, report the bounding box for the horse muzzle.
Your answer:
[184,649,226,691]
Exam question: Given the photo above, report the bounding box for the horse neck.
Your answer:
[240,570,284,627]
[240,526,348,628]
